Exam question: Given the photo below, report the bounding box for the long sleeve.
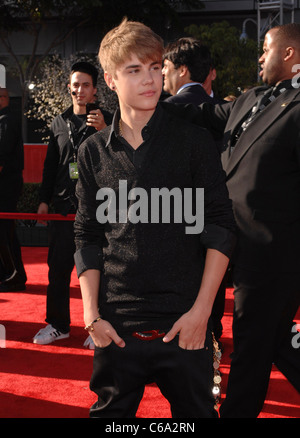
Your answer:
[74,137,105,276]
[190,128,236,258]
[39,130,59,205]
[161,100,232,142]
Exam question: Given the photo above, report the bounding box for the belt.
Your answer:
[132,329,166,341]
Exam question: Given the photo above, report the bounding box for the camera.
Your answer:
[86,103,99,114]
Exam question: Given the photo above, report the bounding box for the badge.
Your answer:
[69,162,78,180]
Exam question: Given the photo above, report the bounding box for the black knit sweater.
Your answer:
[74,104,236,334]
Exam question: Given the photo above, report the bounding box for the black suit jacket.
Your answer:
[163,85,224,153]
[0,106,24,207]
[163,84,222,105]
[162,85,300,272]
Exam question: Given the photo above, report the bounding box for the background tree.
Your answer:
[0,0,102,137]
[185,21,260,98]
[26,52,119,141]
[0,0,203,139]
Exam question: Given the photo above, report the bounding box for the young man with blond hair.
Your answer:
[74,19,236,418]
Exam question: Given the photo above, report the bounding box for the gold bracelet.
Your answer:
[84,316,101,332]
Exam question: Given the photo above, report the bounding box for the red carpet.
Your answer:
[0,247,299,418]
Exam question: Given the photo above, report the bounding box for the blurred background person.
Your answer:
[162,37,221,105]
[0,87,26,292]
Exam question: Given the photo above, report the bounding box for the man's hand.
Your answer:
[37,202,49,225]
[163,248,229,350]
[86,109,107,131]
[87,317,125,349]
[163,307,210,350]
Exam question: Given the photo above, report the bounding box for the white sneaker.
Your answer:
[83,334,95,349]
[33,324,69,345]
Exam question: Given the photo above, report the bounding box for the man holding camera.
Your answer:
[33,62,112,345]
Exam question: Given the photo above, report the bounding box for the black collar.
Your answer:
[106,103,164,148]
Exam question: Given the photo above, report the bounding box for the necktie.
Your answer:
[231,82,291,149]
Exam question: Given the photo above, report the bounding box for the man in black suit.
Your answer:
[162,23,300,417]
[162,37,222,105]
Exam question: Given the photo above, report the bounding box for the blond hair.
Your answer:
[98,18,163,75]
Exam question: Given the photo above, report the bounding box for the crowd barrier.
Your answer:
[0,213,75,221]
[0,213,75,246]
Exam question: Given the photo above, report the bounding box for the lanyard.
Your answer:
[67,120,88,162]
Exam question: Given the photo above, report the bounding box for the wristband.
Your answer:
[84,316,101,332]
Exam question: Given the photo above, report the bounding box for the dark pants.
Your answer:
[45,220,75,333]
[89,330,218,418]
[220,268,300,418]
[0,177,26,283]
[0,219,27,282]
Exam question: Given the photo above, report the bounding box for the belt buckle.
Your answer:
[132,329,165,341]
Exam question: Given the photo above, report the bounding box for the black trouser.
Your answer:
[45,220,75,333]
[220,268,300,418]
[89,329,218,418]
[0,178,26,283]
[0,219,27,282]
